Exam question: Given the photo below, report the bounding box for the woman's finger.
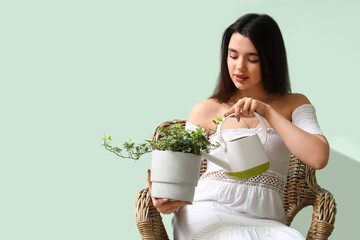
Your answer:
[234,101,243,122]
[223,98,246,119]
[147,169,152,190]
[249,99,257,117]
[223,106,235,118]
[242,98,252,117]
[152,198,192,214]
[161,201,192,214]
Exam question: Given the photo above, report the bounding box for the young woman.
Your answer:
[148,13,329,239]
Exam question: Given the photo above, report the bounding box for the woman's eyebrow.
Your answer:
[228,48,258,56]
[228,48,237,53]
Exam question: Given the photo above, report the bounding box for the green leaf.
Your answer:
[102,118,221,160]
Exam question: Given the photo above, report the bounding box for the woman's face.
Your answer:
[227,33,262,93]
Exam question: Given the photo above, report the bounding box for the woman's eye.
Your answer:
[229,55,238,59]
[249,58,259,63]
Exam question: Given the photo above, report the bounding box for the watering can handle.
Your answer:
[217,112,268,152]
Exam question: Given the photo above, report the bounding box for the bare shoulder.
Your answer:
[287,93,311,112]
[279,93,311,110]
[273,93,311,119]
[187,98,223,129]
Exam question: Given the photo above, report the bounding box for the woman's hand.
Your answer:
[147,170,192,214]
[223,97,270,120]
[222,95,329,169]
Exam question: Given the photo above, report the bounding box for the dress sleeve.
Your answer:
[185,121,198,131]
[291,104,324,135]
[185,122,209,139]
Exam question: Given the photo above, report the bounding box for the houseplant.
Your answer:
[101,119,222,201]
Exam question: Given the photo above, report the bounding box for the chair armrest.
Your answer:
[284,156,336,240]
[135,187,169,240]
[305,168,336,239]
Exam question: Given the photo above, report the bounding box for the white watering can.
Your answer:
[201,112,270,180]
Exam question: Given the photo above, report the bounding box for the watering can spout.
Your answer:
[201,151,231,171]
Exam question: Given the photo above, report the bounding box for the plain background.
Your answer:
[1,0,359,239]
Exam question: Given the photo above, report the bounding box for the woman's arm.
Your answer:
[264,104,329,169]
[223,95,329,169]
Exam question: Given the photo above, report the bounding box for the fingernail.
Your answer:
[236,117,240,122]
[147,169,150,173]
[163,198,169,203]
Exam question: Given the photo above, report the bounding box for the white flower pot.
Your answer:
[150,150,202,202]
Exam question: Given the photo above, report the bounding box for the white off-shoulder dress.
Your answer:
[172,104,324,240]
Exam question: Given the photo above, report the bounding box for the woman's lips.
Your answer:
[234,74,249,82]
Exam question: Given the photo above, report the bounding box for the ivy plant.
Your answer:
[101,117,223,161]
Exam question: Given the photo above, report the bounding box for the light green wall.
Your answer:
[1,0,357,239]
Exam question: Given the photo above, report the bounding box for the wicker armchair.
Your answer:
[135,120,336,240]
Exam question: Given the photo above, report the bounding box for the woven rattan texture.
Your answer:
[135,188,169,240]
[135,120,336,240]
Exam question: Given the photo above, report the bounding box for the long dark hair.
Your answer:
[210,14,291,103]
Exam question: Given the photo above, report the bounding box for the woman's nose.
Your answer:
[235,59,245,70]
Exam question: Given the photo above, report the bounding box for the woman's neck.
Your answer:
[229,88,272,104]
